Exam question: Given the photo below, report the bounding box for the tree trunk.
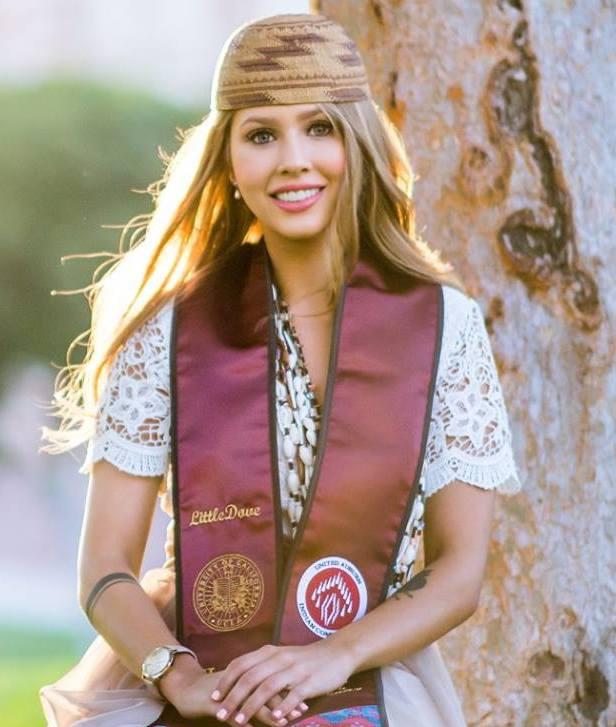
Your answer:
[312,1,615,724]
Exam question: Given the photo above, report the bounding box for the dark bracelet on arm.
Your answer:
[84,571,139,622]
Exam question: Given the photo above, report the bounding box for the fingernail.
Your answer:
[300,702,309,710]
[211,689,221,700]
[272,710,282,718]
[235,713,245,724]
[216,708,228,720]
[290,709,302,718]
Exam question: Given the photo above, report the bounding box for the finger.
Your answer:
[255,705,288,727]
[235,672,302,723]
[269,689,309,720]
[260,693,289,725]
[270,684,312,721]
[214,660,284,722]
[266,693,284,709]
[252,691,309,727]
[212,645,278,702]
[265,692,285,718]
[256,704,308,727]
[222,708,257,727]
[225,718,256,727]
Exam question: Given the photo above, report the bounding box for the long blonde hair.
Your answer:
[41,98,465,455]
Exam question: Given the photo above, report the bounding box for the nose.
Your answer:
[276,131,311,174]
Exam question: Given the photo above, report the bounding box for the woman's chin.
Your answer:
[264,218,333,243]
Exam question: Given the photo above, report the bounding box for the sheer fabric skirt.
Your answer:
[40,568,467,727]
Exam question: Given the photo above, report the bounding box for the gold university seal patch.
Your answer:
[192,553,264,632]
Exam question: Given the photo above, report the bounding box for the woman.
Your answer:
[40,12,521,727]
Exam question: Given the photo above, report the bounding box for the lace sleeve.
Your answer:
[79,302,173,478]
[423,287,522,499]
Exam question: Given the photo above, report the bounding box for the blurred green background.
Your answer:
[0,79,199,383]
[0,78,198,725]
[0,626,80,726]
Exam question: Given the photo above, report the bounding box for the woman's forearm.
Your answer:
[327,552,482,673]
[80,572,172,676]
[78,564,203,698]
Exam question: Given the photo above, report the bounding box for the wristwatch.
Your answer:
[141,645,198,697]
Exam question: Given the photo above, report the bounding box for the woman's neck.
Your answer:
[263,233,332,314]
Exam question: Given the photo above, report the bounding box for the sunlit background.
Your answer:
[0,2,308,723]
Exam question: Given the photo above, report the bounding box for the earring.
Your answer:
[232,184,241,200]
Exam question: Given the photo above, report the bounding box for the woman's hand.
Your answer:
[159,655,287,727]
[210,639,357,725]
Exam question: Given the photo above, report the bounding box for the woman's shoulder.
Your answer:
[126,298,175,350]
[112,298,175,375]
[439,283,483,351]
[440,282,474,305]
[106,298,175,384]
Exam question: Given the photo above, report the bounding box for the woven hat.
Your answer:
[211,13,372,110]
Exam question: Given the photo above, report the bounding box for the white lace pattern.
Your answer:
[424,288,521,498]
[82,310,171,479]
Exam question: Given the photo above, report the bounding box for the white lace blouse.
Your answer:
[81,284,522,589]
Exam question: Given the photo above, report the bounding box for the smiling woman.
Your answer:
[39,12,521,727]
[229,103,346,259]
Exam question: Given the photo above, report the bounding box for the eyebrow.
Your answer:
[240,108,324,128]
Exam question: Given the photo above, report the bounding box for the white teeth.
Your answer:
[274,187,321,202]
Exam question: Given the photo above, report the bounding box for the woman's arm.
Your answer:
[210,479,495,723]
[329,477,496,670]
[77,460,200,691]
[78,459,288,727]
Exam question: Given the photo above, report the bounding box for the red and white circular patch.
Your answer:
[296,556,368,637]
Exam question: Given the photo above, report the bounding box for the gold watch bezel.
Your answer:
[142,645,175,683]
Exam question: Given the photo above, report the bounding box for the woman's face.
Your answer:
[229,103,346,245]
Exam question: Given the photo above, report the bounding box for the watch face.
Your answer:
[145,646,172,679]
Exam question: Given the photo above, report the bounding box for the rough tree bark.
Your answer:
[312,1,615,725]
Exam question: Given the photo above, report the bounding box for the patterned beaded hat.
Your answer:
[211,13,372,110]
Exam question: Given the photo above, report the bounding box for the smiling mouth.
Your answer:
[270,187,325,202]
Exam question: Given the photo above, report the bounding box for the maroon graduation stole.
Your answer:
[159,238,443,726]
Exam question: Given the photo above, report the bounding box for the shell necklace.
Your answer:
[271,281,323,540]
